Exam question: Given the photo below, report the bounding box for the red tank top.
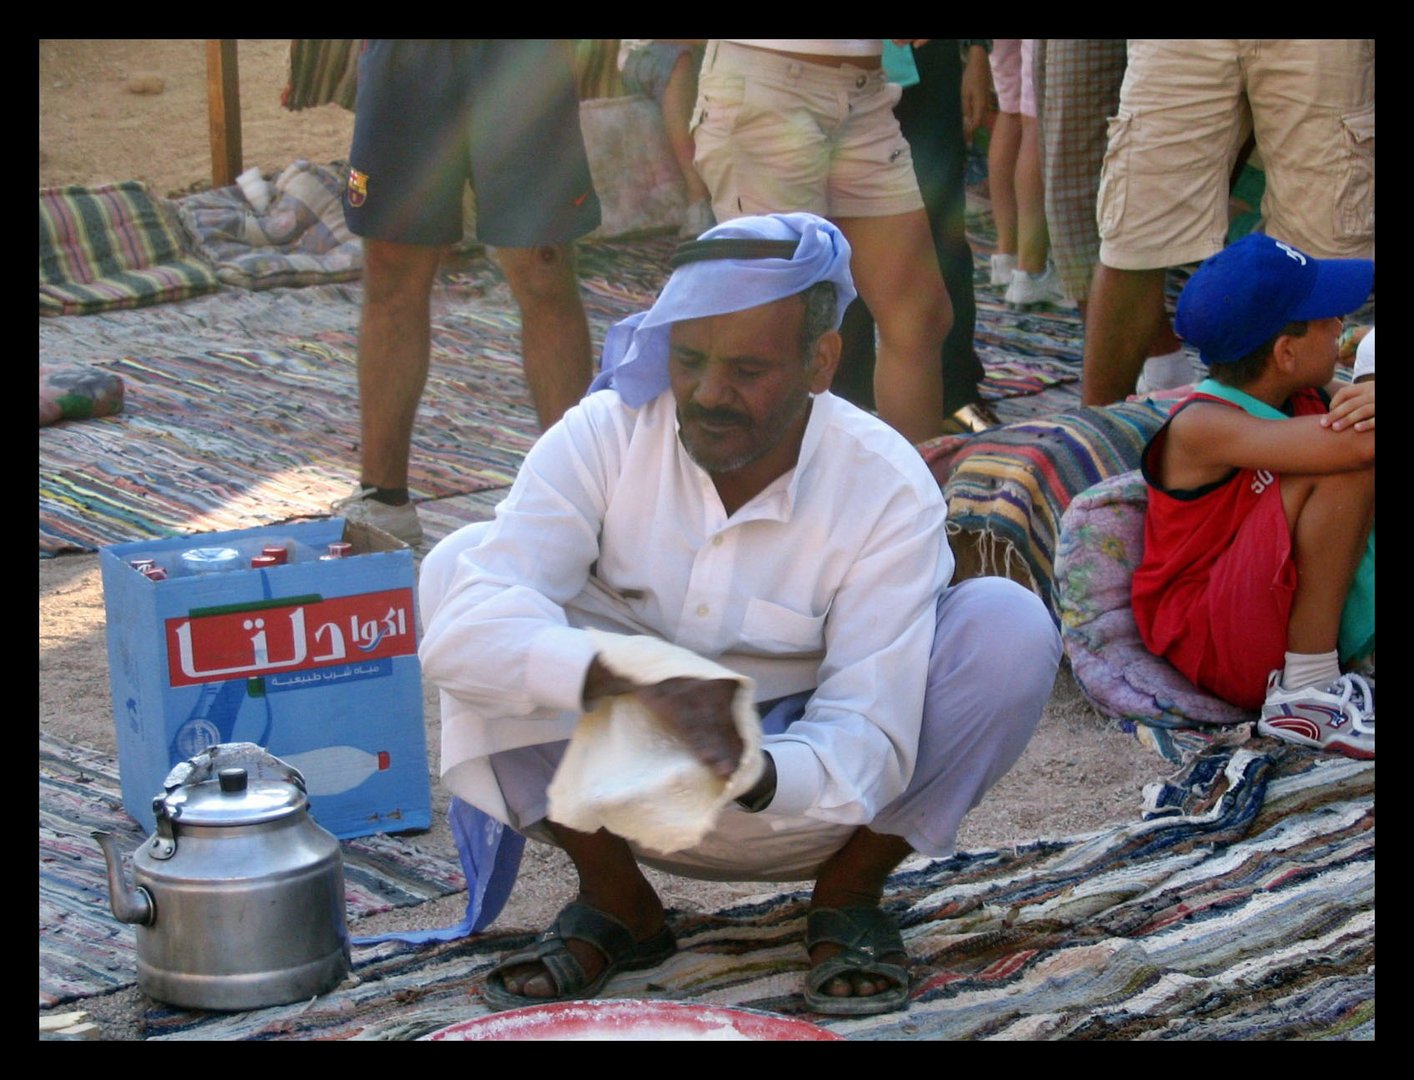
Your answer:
[1131,388,1327,701]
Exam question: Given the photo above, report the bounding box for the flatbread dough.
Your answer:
[546,629,764,855]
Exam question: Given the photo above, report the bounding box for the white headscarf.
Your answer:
[589,212,857,407]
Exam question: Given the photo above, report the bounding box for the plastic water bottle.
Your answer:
[280,746,390,796]
[179,546,242,576]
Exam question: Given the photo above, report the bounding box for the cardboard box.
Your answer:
[99,519,431,840]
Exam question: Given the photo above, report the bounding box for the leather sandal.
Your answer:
[479,900,677,1012]
[803,906,910,1016]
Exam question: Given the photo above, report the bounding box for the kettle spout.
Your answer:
[92,831,154,926]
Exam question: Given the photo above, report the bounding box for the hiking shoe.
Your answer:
[330,486,424,547]
[679,199,716,240]
[989,253,1017,287]
[1004,262,1064,308]
[1256,670,1374,759]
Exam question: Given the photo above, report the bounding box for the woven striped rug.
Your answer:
[98,742,1370,1041]
[39,732,465,1008]
[40,235,1081,557]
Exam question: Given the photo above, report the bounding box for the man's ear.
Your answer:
[808,329,842,394]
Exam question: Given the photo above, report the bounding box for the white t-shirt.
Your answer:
[420,387,951,829]
[1353,327,1375,380]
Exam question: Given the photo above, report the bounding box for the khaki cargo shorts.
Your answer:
[690,40,924,222]
[1097,39,1374,269]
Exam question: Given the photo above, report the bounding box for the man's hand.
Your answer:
[584,659,744,779]
[1323,380,1375,433]
[634,677,744,780]
[960,43,991,138]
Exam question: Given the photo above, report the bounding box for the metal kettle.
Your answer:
[94,742,351,1011]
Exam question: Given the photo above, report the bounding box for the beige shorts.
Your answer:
[690,40,924,221]
[1098,39,1374,269]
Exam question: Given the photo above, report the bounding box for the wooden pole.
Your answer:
[206,40,243,188]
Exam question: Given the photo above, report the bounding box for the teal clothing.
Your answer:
[1193,379,1374,662]
[882,41,920,87]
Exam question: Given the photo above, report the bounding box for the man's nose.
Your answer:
[692,362,737,409]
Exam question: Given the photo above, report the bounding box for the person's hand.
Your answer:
[1323,380,1375,433]
[634,677,744,780]
[890,39,930,48]
[960,43,992,138]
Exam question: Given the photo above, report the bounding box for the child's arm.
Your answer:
[1157,400,1374,491]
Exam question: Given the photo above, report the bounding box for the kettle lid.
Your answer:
[160,766,307,826]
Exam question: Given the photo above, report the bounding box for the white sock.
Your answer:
[1281,650,1342,692]
[1140,349,1192,391]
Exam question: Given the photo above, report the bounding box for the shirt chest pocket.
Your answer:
[740,597,827,655]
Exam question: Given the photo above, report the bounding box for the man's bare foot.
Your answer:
[805,827,913,1011]
[803,906,910,1013]
[491,891,670,1002]
[807,934,909,1000]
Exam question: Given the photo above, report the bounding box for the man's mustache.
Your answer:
[681,403,750,427]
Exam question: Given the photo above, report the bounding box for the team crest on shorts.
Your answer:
[347,168,369,208]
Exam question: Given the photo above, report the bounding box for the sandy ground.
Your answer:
[39,40,1170,1038]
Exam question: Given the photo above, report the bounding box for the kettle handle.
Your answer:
[161,742,308,796]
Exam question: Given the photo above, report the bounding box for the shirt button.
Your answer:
[855,75,866,88]
[696,604,710,617]
[712,535,724,546]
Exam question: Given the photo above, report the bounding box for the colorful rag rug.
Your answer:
[39,732,465,1008]
[40,234,1078,558]
[76,741,1372,1041]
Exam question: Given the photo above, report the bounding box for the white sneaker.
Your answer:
[1256,670,1374,760]
[990,253,1017,287]
[679,199,716,240]
[1134,350,1195,396]
[1004,263,1064,308]
[330,486,424,547]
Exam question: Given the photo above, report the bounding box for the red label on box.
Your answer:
[166,588,416,687]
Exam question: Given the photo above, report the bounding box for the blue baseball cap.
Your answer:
[1174,234,1374,365]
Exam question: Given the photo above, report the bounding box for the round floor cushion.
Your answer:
[1053,470,1252,729]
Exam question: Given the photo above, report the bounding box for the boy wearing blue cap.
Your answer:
[1131,233,1374,757]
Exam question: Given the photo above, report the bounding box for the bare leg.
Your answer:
[494,822,667,1000]
[1081,263,1166,406]
[834,211,952,443]
[494,243,594,430]
[809,827,913,1000]
[1076,293,1183,361]
[661,52,711,206]
[356,239,445,490]
[1280,467,1376,654]
[1015,114,1049,273]
[987,111,1022,257]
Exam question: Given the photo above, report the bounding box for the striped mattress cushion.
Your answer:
[939,400,1171,617]
[40,181,220,316]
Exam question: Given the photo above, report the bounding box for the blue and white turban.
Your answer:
[589,212,857,407]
